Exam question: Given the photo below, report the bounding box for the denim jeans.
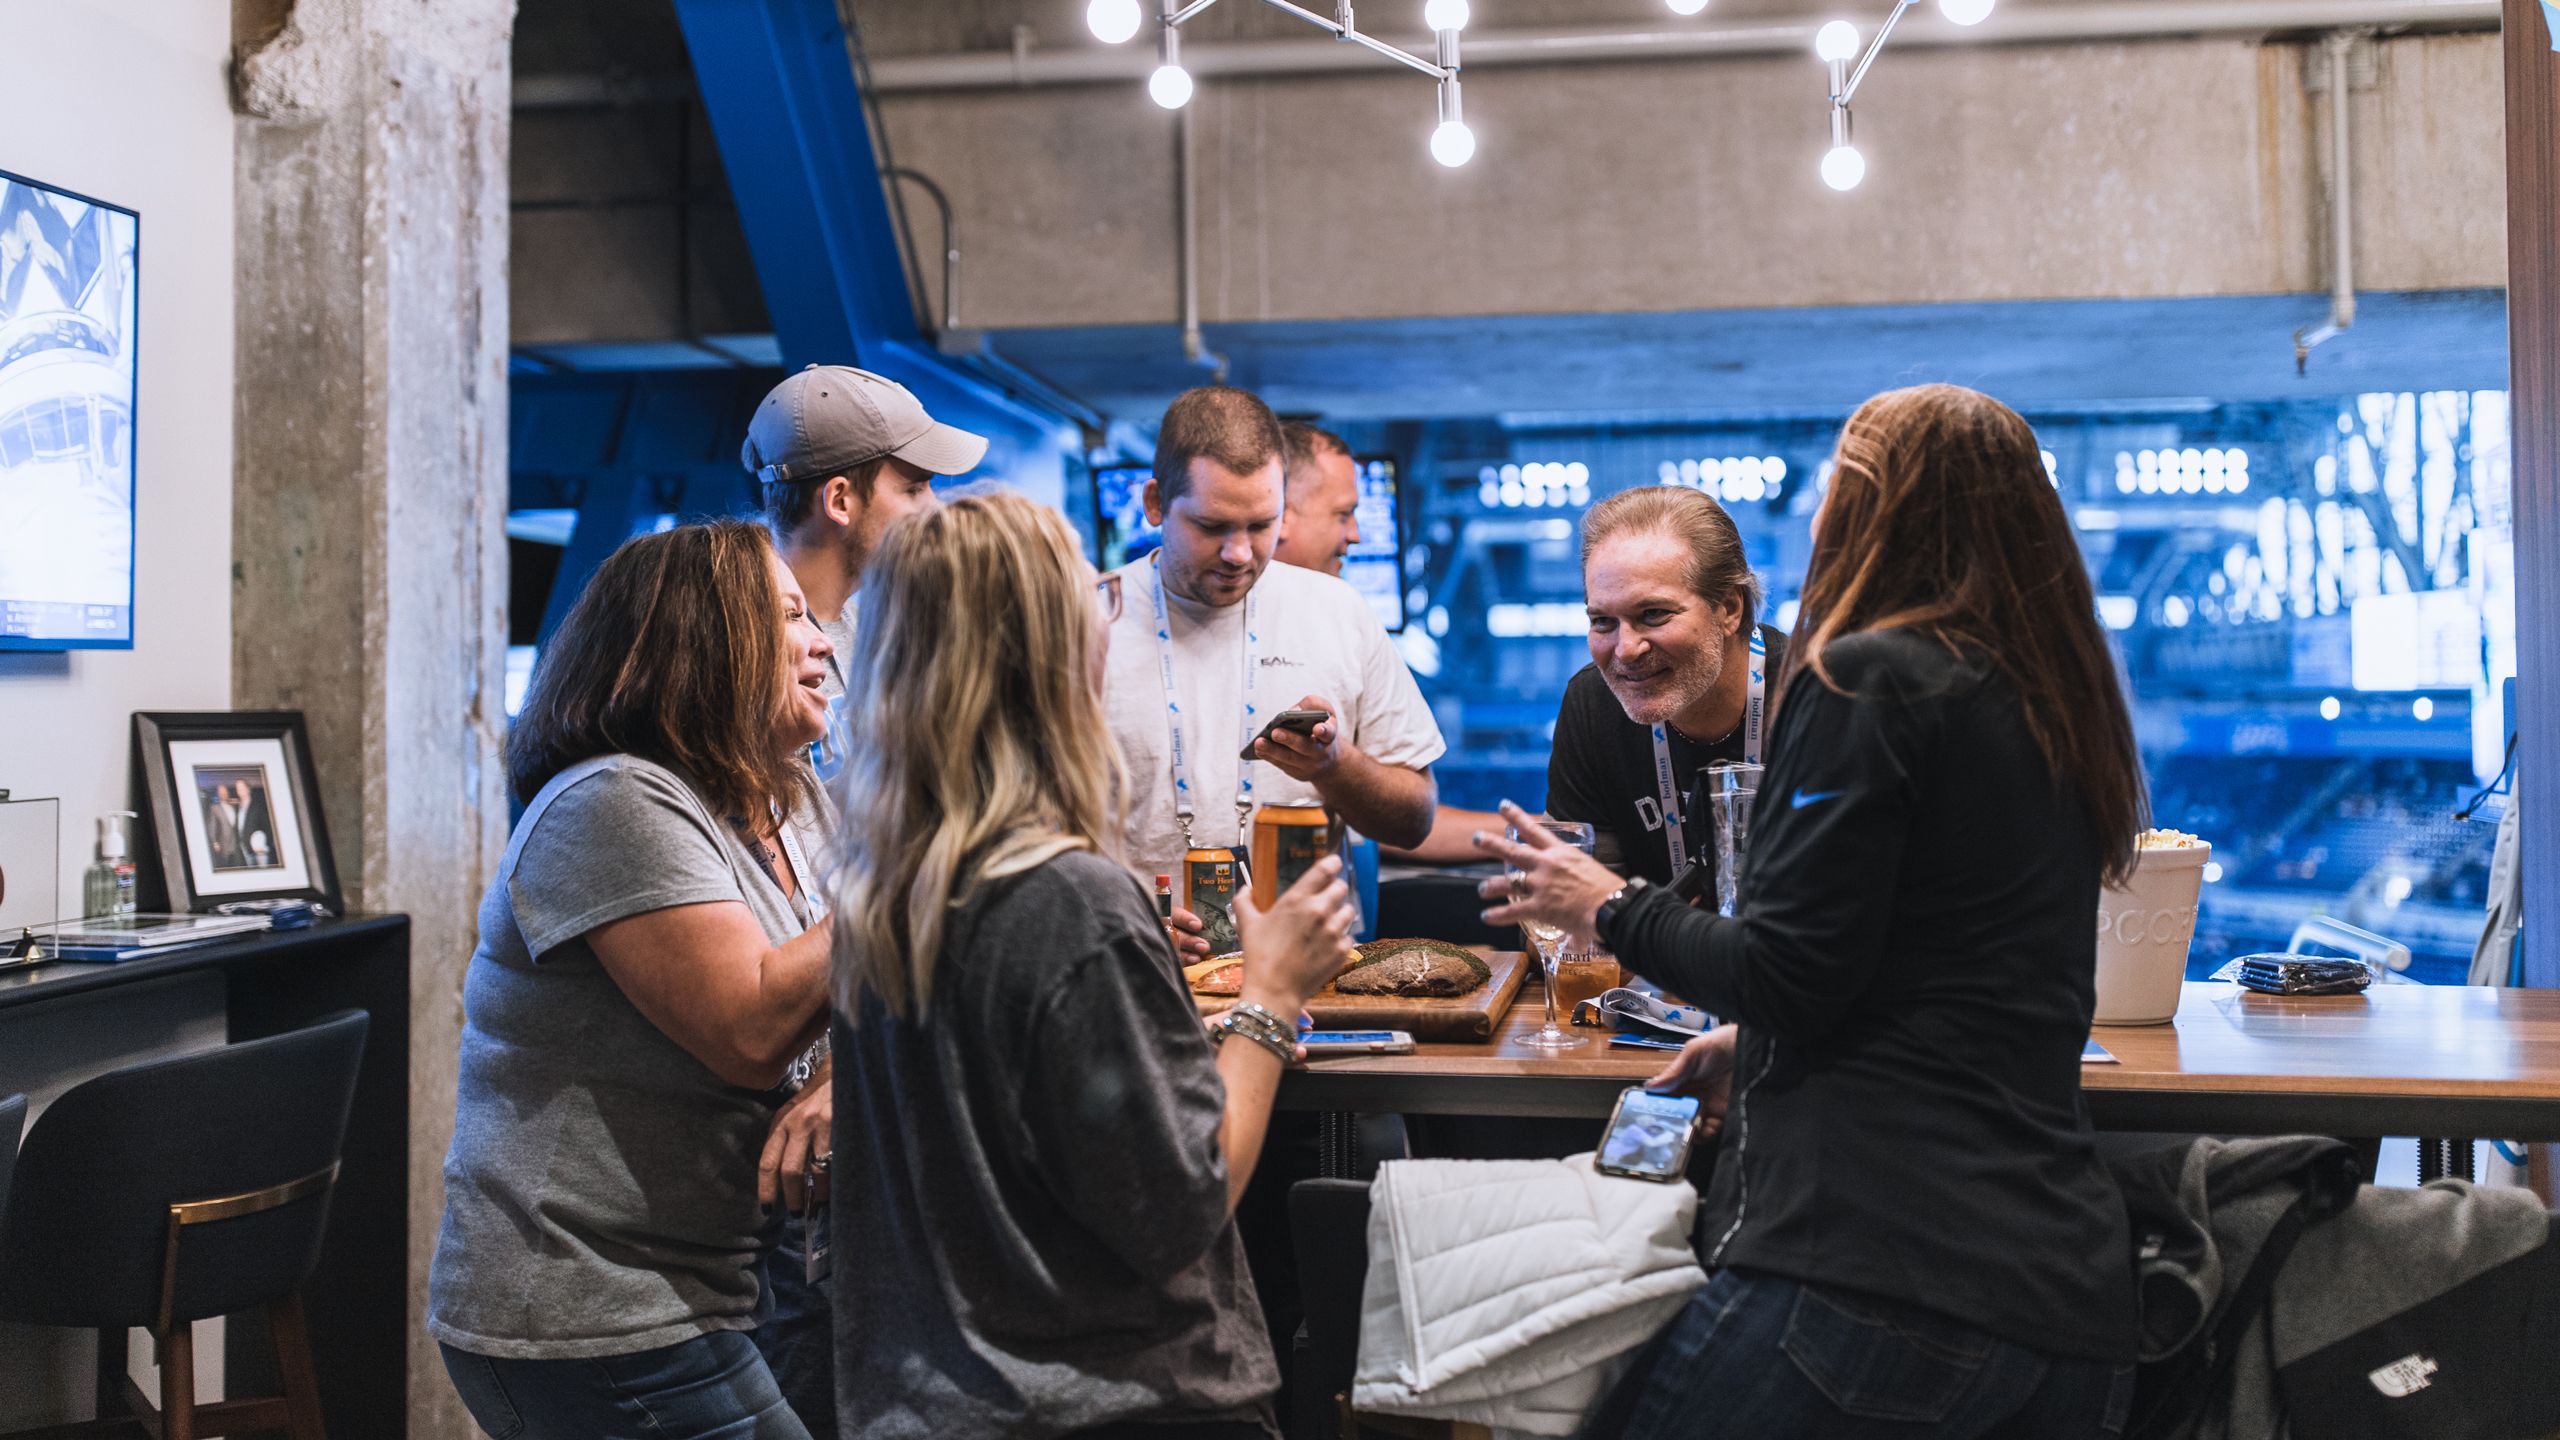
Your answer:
[1584,1269,2133,1440]
[441,1330,815,1440]
[753,1207,838,1440]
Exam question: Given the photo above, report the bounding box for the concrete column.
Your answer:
[230,3,513,1436]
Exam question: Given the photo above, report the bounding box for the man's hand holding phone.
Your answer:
[1248,694,1342,782]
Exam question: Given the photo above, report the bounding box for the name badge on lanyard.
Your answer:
[1650,629,1766,882]
[1153,555,1260,852]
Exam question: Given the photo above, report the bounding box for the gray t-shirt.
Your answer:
[428,754,821,1360]
[830,848,1278,1439]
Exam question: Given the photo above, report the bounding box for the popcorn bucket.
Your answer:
[2093,840,2210,1026]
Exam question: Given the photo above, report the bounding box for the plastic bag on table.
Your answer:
[2209,951,2384,996]
[1570,986,1714,1038]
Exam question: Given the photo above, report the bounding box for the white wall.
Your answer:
[0,1,236,920]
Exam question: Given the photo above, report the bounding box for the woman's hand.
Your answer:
[1471,800,1622,947]
[759,1054,832,1213]
[1232,855,1357,1016]
[1647,1024,1739,1142]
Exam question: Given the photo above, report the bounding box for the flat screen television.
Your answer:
[0,169,138,651]
[1342,455,1406,632]
[1093,462,1160,572]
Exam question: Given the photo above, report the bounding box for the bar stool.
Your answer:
[0,1092,23,1230]
[0,1011,368,1440]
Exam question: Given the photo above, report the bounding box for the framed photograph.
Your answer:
[134,712,340,915]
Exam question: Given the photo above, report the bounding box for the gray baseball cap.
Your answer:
[741,364,989,485]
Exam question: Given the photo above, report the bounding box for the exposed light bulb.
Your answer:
[1814,20,1862,62]
[1087,0,1143,43]
[1430,119,1477,167]
[1820,143,1866,191]
[1937,0,1995,22]
[1424,0,1471,32]
[1149,63,1194,109]
[1666,0,1709,12]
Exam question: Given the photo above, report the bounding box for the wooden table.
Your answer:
[1278,977,2560,1143]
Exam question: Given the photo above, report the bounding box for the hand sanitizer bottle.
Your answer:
[82,813,137,920]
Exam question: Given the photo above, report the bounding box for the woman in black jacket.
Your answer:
[1481,384,2145,1440]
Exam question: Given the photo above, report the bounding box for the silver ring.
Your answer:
[809,1152,832,1174]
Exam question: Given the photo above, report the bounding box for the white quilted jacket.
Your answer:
[1351,1153,1708,1438]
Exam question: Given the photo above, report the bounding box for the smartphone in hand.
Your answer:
[1239,707,1333,760]
[1595,1086,1701,1182]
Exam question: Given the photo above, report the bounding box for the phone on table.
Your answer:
[1298,1029,1415,1055]
[1239,708,1333,760]
[1594,1086,1701,1182]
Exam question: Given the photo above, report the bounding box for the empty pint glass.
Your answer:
[1703,762,1761,918]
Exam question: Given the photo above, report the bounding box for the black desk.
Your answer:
[0,916,411,1439]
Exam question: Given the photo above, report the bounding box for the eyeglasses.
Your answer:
[1094,571,1124,624]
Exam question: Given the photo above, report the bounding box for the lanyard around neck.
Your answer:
[1152,554,1259,852]
[1650,628,1766,880]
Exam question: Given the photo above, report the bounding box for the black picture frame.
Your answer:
[132,711,342,916]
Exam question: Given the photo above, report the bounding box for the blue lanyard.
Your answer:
[1152,554,1259,851]
[1649,629,1766,880]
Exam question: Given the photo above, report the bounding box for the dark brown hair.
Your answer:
[1791,384,2147,881]
[1580,485,1761,633]
[508,518,813,821]
[1154,386,1286,504]
[761,456,888,535]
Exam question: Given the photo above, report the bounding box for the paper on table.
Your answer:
[2082,1039,2118,1065]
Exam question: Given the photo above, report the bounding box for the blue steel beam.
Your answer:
[669,0,1066,453]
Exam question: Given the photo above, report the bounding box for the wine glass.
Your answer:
[1512,819,1595,1051]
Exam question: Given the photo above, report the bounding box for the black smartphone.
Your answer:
[1594,1086,1701,1182]
[1239,707,1332,760]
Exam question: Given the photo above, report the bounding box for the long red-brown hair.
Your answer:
[1789,385,2148,881]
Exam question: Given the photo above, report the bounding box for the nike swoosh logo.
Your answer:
[1790,789,1846,810]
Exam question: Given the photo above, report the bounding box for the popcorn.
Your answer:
[2137,828,2207,850]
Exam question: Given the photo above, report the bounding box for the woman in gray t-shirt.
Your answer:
[429,520,840,1439]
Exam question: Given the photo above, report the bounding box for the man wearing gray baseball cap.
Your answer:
[747,364,989,696]
[739,364,983,1440]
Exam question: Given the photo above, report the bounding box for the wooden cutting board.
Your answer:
[1191,945,1530,1043]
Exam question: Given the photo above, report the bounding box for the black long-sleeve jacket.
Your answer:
[1603,628,2139,1362]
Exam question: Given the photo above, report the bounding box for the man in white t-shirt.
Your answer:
[1104,386,1445,961]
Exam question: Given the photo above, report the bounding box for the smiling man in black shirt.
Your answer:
[1546,487,1787,894]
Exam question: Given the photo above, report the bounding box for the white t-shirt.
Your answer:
[1103,553,1447,882]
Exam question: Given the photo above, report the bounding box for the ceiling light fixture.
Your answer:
[1666,0,1710,13]
[1096,0,1471,167]
[1087,0,1145,43]
[1812,0,1993,190]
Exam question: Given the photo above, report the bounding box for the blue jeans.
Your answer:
[441,1331,815,1440]
[753,1208,838,1440]
[1585,1270,2133,1440]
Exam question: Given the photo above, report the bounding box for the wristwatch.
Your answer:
[1594,876,1653,949]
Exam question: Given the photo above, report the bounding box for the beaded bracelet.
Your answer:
[1212,1002,1297,1065]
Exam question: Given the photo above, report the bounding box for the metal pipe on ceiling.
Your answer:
[856,0,2495,93]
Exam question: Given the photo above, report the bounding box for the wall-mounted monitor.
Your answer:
[1093,462,1159,572]
[1343,455,1406,632]
[0,169,138,651]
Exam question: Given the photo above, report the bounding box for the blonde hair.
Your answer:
[826,490,1128,1017]
[1580,486,1762,632]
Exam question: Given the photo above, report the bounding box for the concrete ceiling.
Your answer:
[977,288,2510,424]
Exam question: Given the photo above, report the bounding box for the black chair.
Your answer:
[0,1093,24,1236]
[0,1011,369,1440]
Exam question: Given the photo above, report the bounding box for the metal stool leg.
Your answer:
[268,1295,326,1440]
[157,1325,195,1440]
